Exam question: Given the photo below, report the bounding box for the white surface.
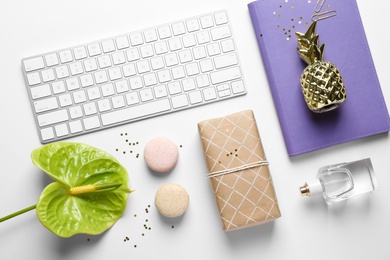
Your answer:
[0,0,389,259]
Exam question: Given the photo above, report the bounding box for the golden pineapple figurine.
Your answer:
[296,21,346,113]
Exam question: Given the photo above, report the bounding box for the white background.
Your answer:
[0,0,389,259]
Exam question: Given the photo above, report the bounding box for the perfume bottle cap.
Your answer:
[299,183,310,196]
[299,180,322,197]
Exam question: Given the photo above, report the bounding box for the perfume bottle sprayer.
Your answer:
[300,158,378,204]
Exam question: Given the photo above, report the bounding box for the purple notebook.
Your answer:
[248,0,390,156]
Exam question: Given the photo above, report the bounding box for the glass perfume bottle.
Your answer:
[300,158,378,204]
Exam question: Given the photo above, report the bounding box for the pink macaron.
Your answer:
[144,137,179,172]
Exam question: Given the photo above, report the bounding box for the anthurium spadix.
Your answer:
[0,142,132,238]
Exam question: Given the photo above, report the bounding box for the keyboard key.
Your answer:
[24,57,44,72]
[34,97,58,113]
[98,99,112,112]
[210,66,241,84]
[87,43,102,56]
[27,72,41,86]
[69,105,83,119]
[45,53,59,67]
[140,89,153,102]
[37,109,68,127]
[101,99,171,126]
[214,11,228,25]
[73,46,87,60]
[31,84,51,100]
[55,65,70,79]
[186,19,200,32]
[83,102,98,115]
[59,93,72,107]
[59,50,73,63]
[55,123,69,137]
[69,120,83,133]
[83,116,101,130]
[231,80,245,94]
[172,94,188,108]
[84,58,98,72]
[154,85,168,98]
[130,32,144,46]
[189,91,203,104]
[172,22,186,36]
[102,39,116,53]
[200,15,214,28]
[116,36,130,49]
[203,87,217,101]
[41,127,55,141]
[211,25,231,40]
[158,26,171,39]
[144,29,158,42]
[214,53,238,69]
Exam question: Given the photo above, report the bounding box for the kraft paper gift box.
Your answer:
[198,110,281,231]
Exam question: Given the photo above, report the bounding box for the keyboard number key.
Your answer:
[158,26,171,39]
[144,29,158,43]
[59,50,73,63]
[186,19,200,32]
[44,53,59,67]
[172,22,186,36]
[102,39,116,53]
[55,65,70,79]
[115,36,130,50]
[130,32,144,46]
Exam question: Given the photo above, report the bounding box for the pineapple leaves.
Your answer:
[30,142,131,238]
[296,21,325,64]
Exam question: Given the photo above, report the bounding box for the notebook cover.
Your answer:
[248,0,390,156]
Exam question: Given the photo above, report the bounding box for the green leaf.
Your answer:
[31,142,131,238]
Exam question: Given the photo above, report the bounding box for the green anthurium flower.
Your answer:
[0,142,132,238]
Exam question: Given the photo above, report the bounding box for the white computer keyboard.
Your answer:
[22,10,246,143]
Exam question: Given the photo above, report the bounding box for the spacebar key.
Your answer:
[101,99,171,126]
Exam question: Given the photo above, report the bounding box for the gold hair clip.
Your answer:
[296,21,347,113]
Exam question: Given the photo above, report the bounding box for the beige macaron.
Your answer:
[155,184,189,218]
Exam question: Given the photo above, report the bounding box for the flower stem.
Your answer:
[0,205,36,223]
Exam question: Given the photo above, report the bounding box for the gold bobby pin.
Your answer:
[314,0,326,13]
[311,10,337,22]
